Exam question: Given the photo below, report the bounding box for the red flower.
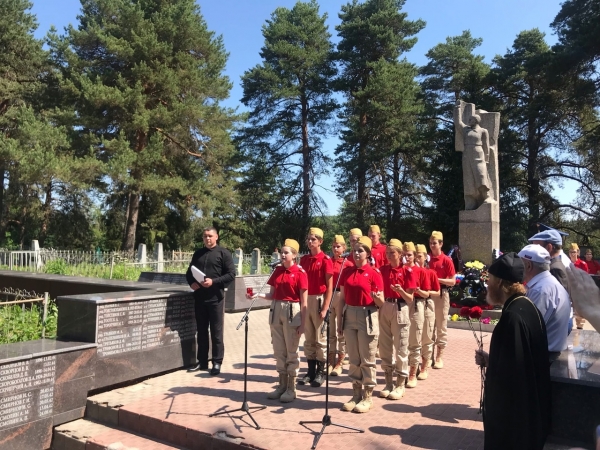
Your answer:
[469,306,483,319]
[451,302,459,308]
[459,306,471,318]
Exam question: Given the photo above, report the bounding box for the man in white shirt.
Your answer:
[518,244,571,361]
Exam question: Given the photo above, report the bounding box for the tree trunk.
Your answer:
[356,111,368,226]
[19,186,27,249]
[527,126,540,236]
[0,163,5,235]
[122,191,140,252]
[39,181,53,247]
[122,132,147,252]
[392,153,401,223]
[301,95,311,232]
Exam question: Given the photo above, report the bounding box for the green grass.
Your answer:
[0,299,58,344]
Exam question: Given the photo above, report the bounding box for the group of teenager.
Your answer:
[247,226,456,413]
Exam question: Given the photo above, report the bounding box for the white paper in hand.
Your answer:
[191,266,206,284]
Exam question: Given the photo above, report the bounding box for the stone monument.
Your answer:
[454,100,500,265]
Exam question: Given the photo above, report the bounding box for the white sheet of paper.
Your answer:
[191,266,206,284]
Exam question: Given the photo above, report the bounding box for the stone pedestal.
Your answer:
[459,203,499,266]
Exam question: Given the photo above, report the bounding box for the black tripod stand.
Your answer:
[209,268,275,429]
[299,254,364,449]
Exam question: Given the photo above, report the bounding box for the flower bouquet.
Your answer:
[460,305,485,414]
[450,260,489,307]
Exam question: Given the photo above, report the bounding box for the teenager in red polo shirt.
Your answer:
[337,236,384,413]
[298,227,333,388]
[569,243,589,272]
[368,225,388,268]
[378,238,414,401]
[328,235,353,376]
[248,238,307,403]
[401,242,423,388]
[428,231,456,369]
[415,244,440,381]
[584,249,600,275]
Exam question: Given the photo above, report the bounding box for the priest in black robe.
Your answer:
[475,252,551,450]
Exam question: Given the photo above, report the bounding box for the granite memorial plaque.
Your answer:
[0,341,96,450]
[57,290,197,388]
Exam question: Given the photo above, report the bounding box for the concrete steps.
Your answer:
[52,418,185,450]
[51,370,256,450]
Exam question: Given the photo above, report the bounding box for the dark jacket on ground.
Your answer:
[483,294,551,450]
[186,245,236,302]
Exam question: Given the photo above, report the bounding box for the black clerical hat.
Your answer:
[488,252,524,283]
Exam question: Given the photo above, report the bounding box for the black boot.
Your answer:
[311,360,326,387]
[298,359,316,385]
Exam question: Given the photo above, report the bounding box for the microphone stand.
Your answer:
[209,264,278,429]
[299,253,364,449]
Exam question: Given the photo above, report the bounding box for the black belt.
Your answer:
[440,287,449,291]
[385,298,406,304]
[335,288,341,292]
[414,296,427,301]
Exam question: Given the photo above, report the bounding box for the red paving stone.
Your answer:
[89,309,490,450]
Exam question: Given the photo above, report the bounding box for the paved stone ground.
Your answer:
[83,309,581,450]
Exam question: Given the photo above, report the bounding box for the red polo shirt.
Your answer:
[380,264,418,298]
[267,264,308,302]
[371,242,388,268]
[403,264,420,290]
[340,265,383,307]
[414,266,430,298]
[586,259,600,275]
[428,253,456,283]
[300,251,333,295]
[332,257,353,290]
[574,258,588,272]
[380,265,404,298]
[427,268,441,292]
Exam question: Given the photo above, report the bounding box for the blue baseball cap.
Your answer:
[528,229,562,245]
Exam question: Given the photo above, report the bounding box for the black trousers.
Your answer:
[194,298,225,364]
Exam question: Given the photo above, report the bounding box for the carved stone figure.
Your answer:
[454,100,498,210]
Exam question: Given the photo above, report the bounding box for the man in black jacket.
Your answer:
[186,227,236,375]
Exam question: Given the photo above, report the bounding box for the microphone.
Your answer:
[270,260,282,268]
[340,252,351,259]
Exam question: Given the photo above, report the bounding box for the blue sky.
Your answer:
[30,0,575,214]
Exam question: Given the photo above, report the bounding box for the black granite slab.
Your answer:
[0,340,97,449]
[549,330,600,445]
[138,272,188,284]
[0,269,162,298]
[0,416,53,450]
[56,290,197,389]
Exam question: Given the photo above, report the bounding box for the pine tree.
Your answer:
[239,0,337,241]
[490,29,597,237]
[49,0,239,251]
[335,0,425,228]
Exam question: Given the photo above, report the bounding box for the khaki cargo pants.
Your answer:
[328,291,346,355]
[304,294,327,362]
[270,300,302,376]
[432,288,450,348]
[378,300,409,377]
[343,305,379,388]
[408,299,425,366]
[421,298,435,361]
